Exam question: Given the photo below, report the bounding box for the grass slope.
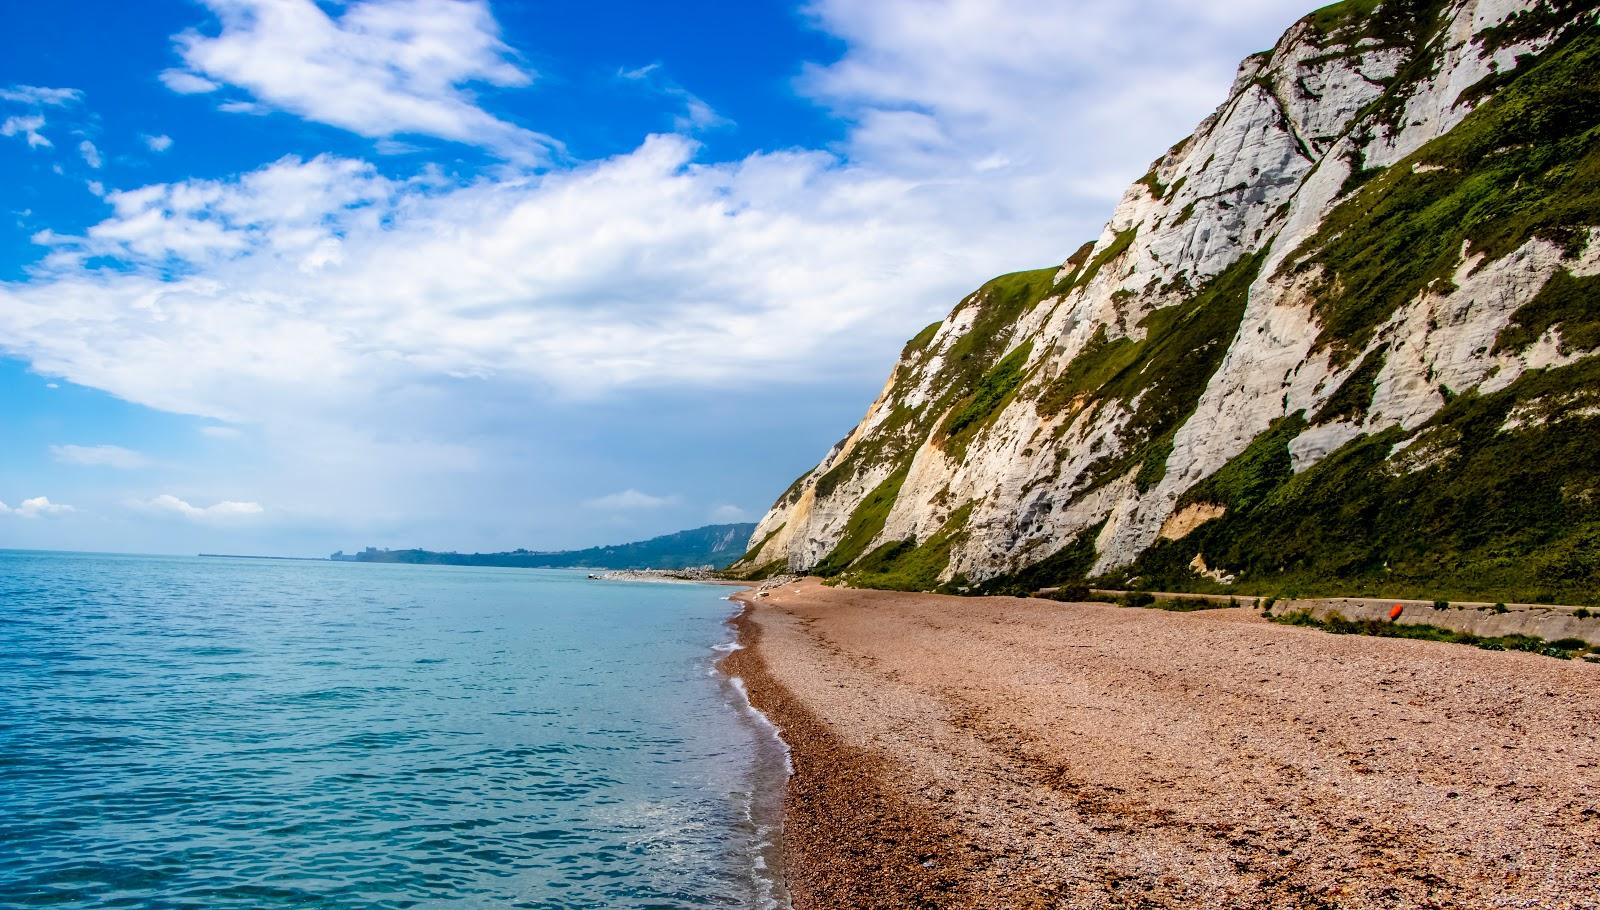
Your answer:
[1115,356,1600,605]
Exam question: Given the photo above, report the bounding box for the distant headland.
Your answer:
[330,522,754,571]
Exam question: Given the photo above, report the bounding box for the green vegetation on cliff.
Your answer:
[941,341,1032,457]
[810,267,1060,504]
[1038,250,1265,494]
[1494,269,1600,356]
[1116,356,1600,605]
[833,504,975,593]
[1311,346,1386,425]
[746,1,1599,605]
[1295,21,1600,364]
[813,466,911,576]
[971,522,1104,597]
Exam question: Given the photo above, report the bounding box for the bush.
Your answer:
[1039,583,1092,602]
[1150,596,1233,612]
[1122,591,1156,608]
[1433,599,1449,610]
[1268,608,1578,659]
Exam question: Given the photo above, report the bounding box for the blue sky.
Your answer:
[0,0,1311,556]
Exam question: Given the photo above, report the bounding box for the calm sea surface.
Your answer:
[0,551,786,909]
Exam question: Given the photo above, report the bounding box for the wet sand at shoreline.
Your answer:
[724,579,1600,909]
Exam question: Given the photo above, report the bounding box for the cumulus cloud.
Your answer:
[143,133,174,152]
[802,0,1312,197]
[2,115,51,148]
[585,489,678,511]
[160,70,220,94]
[78,139,102,168]
[0,85,82,106]
[163,0,553,160]
[0,0,1314,545]
[51,444,151,469]
[0,140,987,412]
[31,153,391,273]
[709,504,749,522]
[0,496,75,518]
[0,1,1317,409]
[131,494,264,520]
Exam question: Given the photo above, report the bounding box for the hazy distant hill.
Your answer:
[333,523,756,570]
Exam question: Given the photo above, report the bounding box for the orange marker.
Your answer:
[1389,603,1404,621]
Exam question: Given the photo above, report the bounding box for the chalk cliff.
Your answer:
[733,0,1600,604]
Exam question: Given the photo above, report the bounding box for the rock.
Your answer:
[732,0,1598,593]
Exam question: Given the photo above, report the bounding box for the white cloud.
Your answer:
[0,85,82,106]
[143,133,175,152]
[51,444,151,469]
[709,504,749,522]
[160,70,220,94]
[0,2,1317,412]
[131,494,263,521]
[164,0,553,161]
[86,180,105,197]
[0,0,1316,546]
[801,0,1309,198]
[0,138,1050,413]
[78,139,102,168]
[200,425,243,439]
[2,115,51,148]
[619,63,729,133]
[585,489,678,511]
[0,496,75,518]
[38,153,392,270]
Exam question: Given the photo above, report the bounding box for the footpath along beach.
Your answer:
[721,578,1600,910]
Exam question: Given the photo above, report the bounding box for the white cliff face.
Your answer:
[735,0,1598,587]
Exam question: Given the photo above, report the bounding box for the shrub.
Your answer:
[1039,583,1092,602]
[1122,592,1156,608]
[1267,608,1577,660]
[1150,596,1232,612]
[1433,599,1449,610]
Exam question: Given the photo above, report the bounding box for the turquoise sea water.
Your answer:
[0,551,786,909]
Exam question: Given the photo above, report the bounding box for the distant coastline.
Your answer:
[197,553,329,561]
[330,522,755,572]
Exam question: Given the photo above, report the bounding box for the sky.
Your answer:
[0,0,1314,557]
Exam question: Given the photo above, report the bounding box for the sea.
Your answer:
[0,550,788,909]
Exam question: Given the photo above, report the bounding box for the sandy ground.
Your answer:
[724,579,1600,910]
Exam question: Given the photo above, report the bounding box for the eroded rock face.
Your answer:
[735,0,1600,598]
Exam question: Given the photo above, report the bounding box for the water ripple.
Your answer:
[0,552,786,909]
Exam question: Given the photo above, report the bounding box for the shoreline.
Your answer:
[713,583,794,910]
[594,568,756,586]
[730,578,1600,908]
[719,587,980,908]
